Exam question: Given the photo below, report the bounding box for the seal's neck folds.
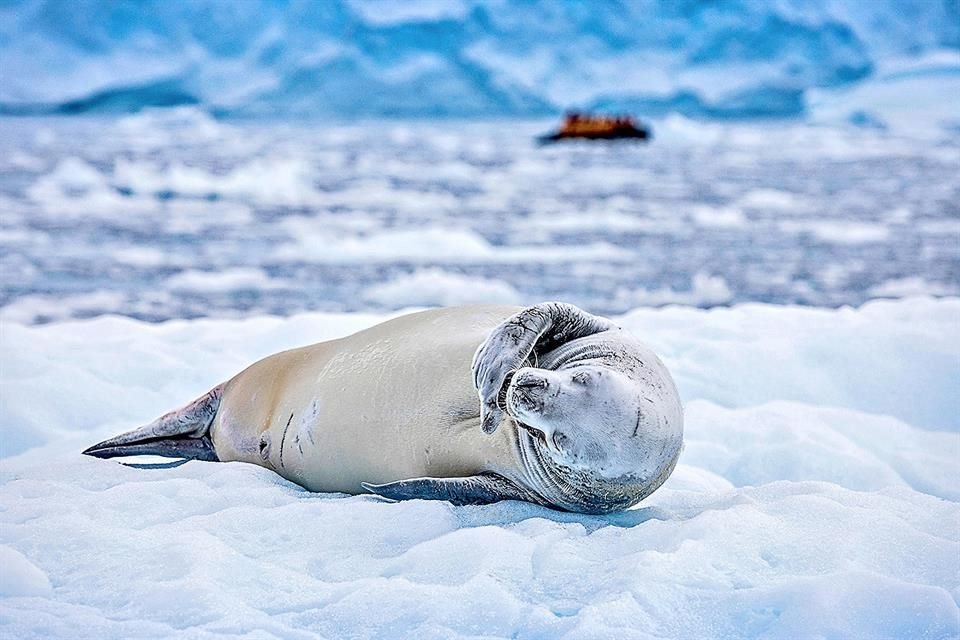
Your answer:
[515,427,660,515]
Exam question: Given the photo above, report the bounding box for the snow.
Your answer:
[0,546,52,598]
[1,298,958,638]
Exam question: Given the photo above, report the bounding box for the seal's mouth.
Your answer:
[496,371,516,413]
[516,420,548,443]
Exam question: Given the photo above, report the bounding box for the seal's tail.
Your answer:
[82,385,223,462]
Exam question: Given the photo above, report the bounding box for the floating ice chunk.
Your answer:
[25,157,155,222]
[869,277,959,299]
[347,0,470,26]
[113,156,319,206]
[778,220,890,244]
[273,226,490,263]
[0,291,129,327]
[110,247,169,267]
[737,188,811,213]
[27,157,108,205]
[114,106,228,145]
[513,211,690,236]
[614,272,733,308]
[689,205,748,229]
[272,226,630,264]
[3,151,46,172]
[364,269,522,307]
[165,268,290,293]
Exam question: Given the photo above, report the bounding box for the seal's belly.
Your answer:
[211,306,523,493]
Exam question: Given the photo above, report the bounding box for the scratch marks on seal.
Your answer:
[634,396,657,438]
[279,413,293,468]
[258,433,271,462]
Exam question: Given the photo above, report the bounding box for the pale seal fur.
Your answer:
[85,303,683,514]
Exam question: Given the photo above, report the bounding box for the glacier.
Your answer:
[1,0,958,122]
[1,298,958,638]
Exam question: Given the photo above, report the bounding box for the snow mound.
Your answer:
[0,299,958,638]
[0,546,53,598]
[622,297,960,433]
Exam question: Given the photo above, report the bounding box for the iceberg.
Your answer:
[1,0,956,119]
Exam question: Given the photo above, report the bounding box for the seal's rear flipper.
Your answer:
[83,385,223,462]
[361,472,536,507]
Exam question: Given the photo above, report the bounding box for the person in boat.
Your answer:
[543,112,650,141]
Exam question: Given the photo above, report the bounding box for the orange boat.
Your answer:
[539,112,651,142]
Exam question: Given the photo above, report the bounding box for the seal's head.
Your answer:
[505,362,682,487]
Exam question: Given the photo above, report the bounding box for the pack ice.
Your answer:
[1,297,958,638]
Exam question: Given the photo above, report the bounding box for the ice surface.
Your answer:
[1,115,958,324]
[1,299,958,638]
[0,546,52,598]
[1,1,957,120]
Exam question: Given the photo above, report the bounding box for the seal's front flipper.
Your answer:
[361,472,535,506]
[472,302,616,433]
[83,385,222,462]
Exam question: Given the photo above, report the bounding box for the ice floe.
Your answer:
[1,298,957,638]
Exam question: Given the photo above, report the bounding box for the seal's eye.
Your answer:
[571,371,592,385]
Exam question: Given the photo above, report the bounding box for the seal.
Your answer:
[84,303,683,514]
